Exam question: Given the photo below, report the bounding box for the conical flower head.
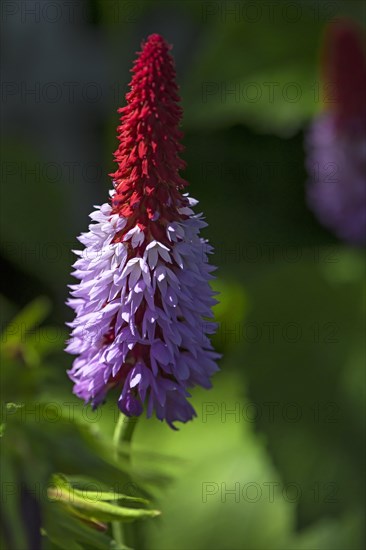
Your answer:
[306,20,366,245]
[111,33,188,223]
[66,34,220,428]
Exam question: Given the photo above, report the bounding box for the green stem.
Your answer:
[113,413,137,448]
[112,414,139,549]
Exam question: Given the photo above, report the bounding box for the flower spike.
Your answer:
[306,20,366,245]
[66,34,220,428]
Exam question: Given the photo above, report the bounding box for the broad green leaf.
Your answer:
[241,256,365,527]
[137,371,295,550]
[284,512,364,550]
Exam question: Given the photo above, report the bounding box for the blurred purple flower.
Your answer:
[306,20,366,245]
[66,35,220,428]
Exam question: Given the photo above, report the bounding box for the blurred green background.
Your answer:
[1,1,365,549]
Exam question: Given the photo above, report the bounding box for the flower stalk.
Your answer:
[112,414,139,549]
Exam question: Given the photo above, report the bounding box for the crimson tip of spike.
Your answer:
[142,33,171,51]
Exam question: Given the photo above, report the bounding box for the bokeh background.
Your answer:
[1,1,365,549]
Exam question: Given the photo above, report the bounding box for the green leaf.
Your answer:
[1,296,51,347]
[26,325,67,357]
[242,256,365,526]
[57,473,150,505]
[74,490,149,505]
[0,451,29,550]
[49,475,160,523]
[43,500,113,550]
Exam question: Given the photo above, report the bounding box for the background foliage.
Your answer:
[1,1,365,548]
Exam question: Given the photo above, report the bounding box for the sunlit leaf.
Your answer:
[49,475,160,523]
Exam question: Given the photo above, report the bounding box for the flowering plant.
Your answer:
[67,34,220,427]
